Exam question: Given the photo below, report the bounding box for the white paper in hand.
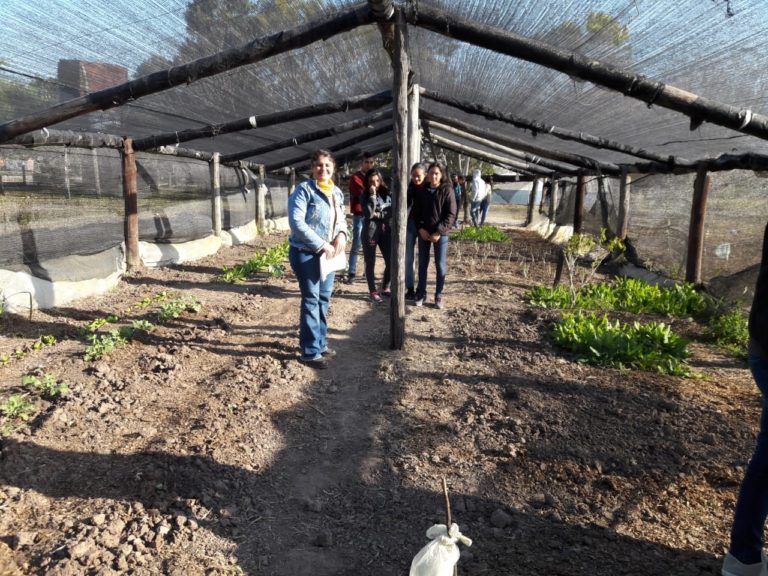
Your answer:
[320,250,346,282]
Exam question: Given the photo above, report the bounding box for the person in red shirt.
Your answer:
[346,152,376,283]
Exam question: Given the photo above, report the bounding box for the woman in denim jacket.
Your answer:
[287,149,348,368]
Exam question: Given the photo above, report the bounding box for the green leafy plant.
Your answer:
[85,314,120,333]
[158,297,202,323]
[41,335,56,346]
[220,241,291,283]
[0,395,35,420]
[707,309,749,358]
[83,328,132,361]
[0,355,9,367]
[453,225,508,243]
[22,373,69,398]
[552,313,692,377]
[131,319,155,332]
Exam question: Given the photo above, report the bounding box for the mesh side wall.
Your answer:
[265,177,289,220]
[134,152,212,243]
[0,146,124,270]
[221,166,255,229]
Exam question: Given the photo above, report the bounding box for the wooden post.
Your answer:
[91,148,102,197]
[211,152,222,236]
[289,167,296,194]
[63,147,71,199]
[526,178,541,226]
[573,174,585,234]
[256,164,266,234]
[121,138,141,271]
[390,7,409,350]
[618,168,631,240]
[408,81,420,167]
[686,165,711,284]
[548,179,558,220]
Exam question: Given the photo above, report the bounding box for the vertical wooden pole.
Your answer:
[548,178,558,221]
[618,168,631,240]
[256,164,266,234]
[63,146,71,199]
[686,164,711,284]
[91,148,102,197]
[526,178,541,226]
[211,152,222,236]
[390,7,409,350]
[289,167,296,194]
[121,138,141,270]
[573,174,585,234]
[408,81,420,168]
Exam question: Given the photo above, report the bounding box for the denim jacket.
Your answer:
[288,179,348,253]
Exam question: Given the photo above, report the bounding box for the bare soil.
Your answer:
[0,225,757,576]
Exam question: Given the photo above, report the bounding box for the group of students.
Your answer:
[346,152,458,308]
[451,170,492,228]
[287,149,768,576]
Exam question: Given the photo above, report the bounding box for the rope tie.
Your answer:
[646,82,665,108]
[738,109,753,130]
[249,116,258,128]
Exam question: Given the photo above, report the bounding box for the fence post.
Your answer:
[92,148,102,197]
[408,81,420,166]
[573,174,585,234]
[618,167,631,240]
[289,167,296,194]
[121,138,141,270]
[210,152,222,236]
[256,164,266,234]
[686,164,711,284]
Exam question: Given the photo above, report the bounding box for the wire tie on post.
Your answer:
[738,109,752,130]
[646,82,665,109]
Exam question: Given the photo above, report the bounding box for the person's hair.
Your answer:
[427,162,446,186]
[365,167,389,195]
[363,151,374,160]
[410,162,426,174]
[311,149,335,166]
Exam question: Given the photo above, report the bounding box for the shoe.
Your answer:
[320,348,337,357]
[414,293,425,307]
[345,274,355,285]
[382,288,391,297]
[370,291,383,303]
[298,355,328,369]
[405,288,416,301]
[435,295,444,309]
[722,552,768,576]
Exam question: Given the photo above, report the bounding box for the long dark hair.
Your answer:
[365,167,389,196]
[426,161,447,187]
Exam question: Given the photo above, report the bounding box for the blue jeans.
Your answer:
[480,197,490,225]
[406,220,417,291]
[471,201,483,227]
[347,215,364,276]
[289,247,334,359]
[416,234,448,298]
[729,353,768,564]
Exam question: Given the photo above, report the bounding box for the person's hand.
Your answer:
[418,228,431,241]
[430,233,441,243]
[331,234,346,256]
[369,185,377,195]
[320,242,336,258]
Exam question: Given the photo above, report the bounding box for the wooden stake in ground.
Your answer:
[442,477,458,576]
[121,138,141,271]
[686,165,711,284]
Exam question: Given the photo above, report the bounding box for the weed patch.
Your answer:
[453,225,508,243]
[158,297,202,323]
[22,373,69,399]
[221,241,290,283]
[707,309,749,358]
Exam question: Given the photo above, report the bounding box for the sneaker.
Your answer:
[370,291,383,303]
[435,295,444,309]
[320,348,337,357]
[345,274,355,285]
[405,288,416,301]
[722,553,768,576]
[382,288,391,297]
[298,355,328,369]
[414,293,425,307]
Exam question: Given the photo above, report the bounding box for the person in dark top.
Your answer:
[723,222,768,576]
[411,162,457,309]
[346,152,375,284]
[405,163,427,300]
[361,167,392,303]
[451,173,463,228]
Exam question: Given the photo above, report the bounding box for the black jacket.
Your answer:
[412,182,456,235]
[749,222,768,354]
[362,188,391,243]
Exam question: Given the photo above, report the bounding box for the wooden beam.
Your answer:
[408,82,421,167]
[409,6,768,142]
[424,117,594,175]
[133,90,392,151]
[420,89,690,167]
[430,133,563,176]
[121,138,141,271]
[220,109,393,163]
[390,7,408,350]
[574,175,586,234]
[263,125,392,172]
[686,165,711,284]
[422,111,620,174]
[0,6,375,144]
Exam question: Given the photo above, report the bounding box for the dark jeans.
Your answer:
[471,201,483,227]
[480,197,490,225]
[416,234,448,298]
[729,352,768,564]
[289,247,334,359]
[406,220,417,291]
[363,231,391,293]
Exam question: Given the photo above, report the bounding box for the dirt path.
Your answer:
[0,228,759,575]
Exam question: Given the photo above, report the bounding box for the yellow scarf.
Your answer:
[315,179,337,240]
